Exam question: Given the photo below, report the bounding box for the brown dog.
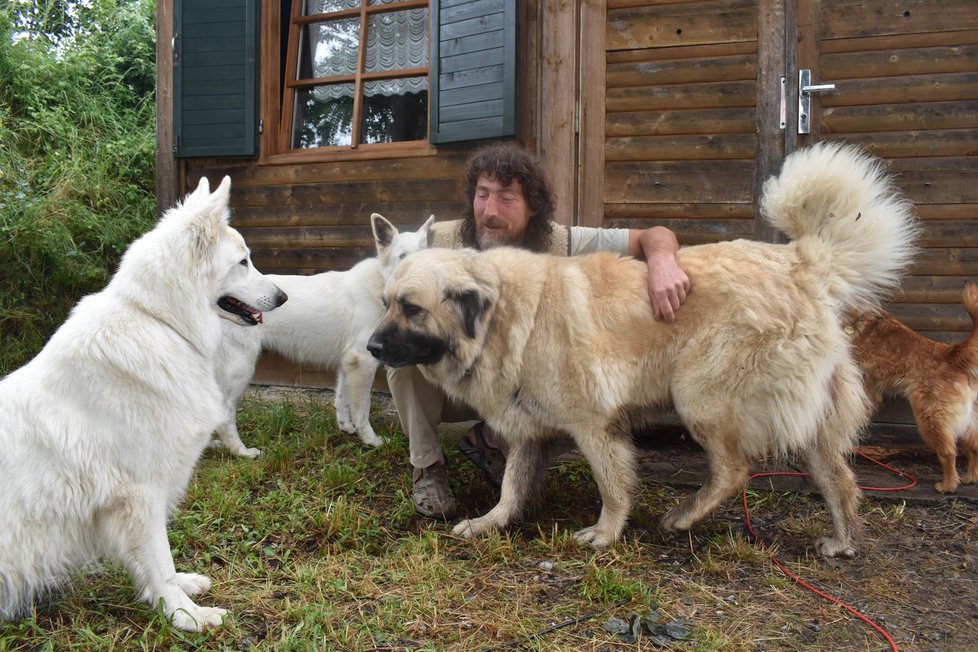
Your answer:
[849,283,978,493]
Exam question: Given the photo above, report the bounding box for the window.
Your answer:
[282,0,430,150]
[171,0,518,159]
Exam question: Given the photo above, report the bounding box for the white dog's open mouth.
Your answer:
[218,296,263,325]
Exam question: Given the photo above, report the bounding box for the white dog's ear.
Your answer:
[193,176,211,196]
[208,176,233,225]
[372,213,397,253]
[418,215,435,241]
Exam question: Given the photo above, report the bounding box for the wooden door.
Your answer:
[797,0,978,342]
[582,0,978,338]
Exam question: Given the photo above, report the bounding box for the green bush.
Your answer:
[0,0,157,374]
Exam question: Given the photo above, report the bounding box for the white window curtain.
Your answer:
[309,8,428,101]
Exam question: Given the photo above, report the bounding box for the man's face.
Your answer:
[473,174,531,249]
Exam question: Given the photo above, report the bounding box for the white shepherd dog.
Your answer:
[214,213,434,455]
[0,177,287,630]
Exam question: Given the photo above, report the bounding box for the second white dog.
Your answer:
[215,213,434,454]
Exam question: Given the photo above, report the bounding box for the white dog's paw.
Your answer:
[234,446,262,459]
[359,430,383,447]
[814,536,857,559]
[170,604,227,631]
[452,516,494,539]
[573,525,617,550]
[173,572,212,596]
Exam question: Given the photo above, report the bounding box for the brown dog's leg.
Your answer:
[660,424,751,532]
[452,439,548,539]
[570,429,638,549]
[960,429,978,485]
[915,403,961,493]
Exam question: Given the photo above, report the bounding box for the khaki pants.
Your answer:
[386,365,479,469]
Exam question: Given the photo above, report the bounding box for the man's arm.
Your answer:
[627,226,690,322]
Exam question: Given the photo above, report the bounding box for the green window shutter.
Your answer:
[173,0,258,158]
[429,0,517,145]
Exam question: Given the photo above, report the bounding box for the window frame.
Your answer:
[272,0,434,161]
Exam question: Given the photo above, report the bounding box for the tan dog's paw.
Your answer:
[573,525,617,549]
[814,536,857,559]
[659,506,694,532]
[452,516,494,539]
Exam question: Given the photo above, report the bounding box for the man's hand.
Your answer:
[628,226,691,322]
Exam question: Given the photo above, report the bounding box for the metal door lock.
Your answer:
[798,69,836,134]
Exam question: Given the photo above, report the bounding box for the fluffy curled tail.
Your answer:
[955,282,978,372]
[760,141,920,312]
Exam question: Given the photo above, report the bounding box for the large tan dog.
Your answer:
[368,142,920,558]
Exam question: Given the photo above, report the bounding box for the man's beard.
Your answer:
[476,224,518,249]
[475,233,512,249]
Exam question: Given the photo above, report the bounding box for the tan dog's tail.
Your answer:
[760,141,920,314]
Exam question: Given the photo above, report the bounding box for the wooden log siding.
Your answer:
[185,152,468,276]
[604,0,762,246]
[811,0,978,340]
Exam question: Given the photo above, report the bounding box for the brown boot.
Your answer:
[458,422,508,488]
[411,458,457,520]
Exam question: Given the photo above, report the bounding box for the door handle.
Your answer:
[798,69,836,134]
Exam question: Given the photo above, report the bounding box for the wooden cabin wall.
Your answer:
[600,0,763,246]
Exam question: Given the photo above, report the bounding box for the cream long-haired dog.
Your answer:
[0,178,287,630]
[368,142,920,558]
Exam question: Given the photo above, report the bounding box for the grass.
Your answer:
[1,389,976,651]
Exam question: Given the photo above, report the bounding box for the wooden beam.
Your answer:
[538,0,578,227]
[155,0,177,215]
[753,0,786,243]
[579,0,606,228]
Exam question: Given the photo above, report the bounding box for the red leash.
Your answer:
[742,449,917,652]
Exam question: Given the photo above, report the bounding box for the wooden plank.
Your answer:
[607,217,755,244]
[251,246,376,274]
[607,0,757,51]
[604,160,755,203]
[579,0,607,228]
[606,80,757,112]
[201,152,467,187]
[885,302,978,333]
[820,72,978,108]
[605,133,756,161]
[883,167,978,205]
[231,201,464,227]
[822,44,978,80]
[822,102,978,134]
[891,276,978,304]
[821,0,978,41]
[607,39,756,64]
[909,248,978,276]
[607,107,756,136]
[820,29,978,55]
[228,179,461,206]
[605,202,754,221]
[606,53,756,86]
[836,130,978,159]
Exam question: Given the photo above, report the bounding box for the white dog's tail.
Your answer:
[760,141,920,312]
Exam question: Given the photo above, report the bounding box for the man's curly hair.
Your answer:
[459,142,556,252]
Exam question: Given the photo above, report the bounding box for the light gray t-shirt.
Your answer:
[568,226,631,256]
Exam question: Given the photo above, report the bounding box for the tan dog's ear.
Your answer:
[444,287,492,339]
